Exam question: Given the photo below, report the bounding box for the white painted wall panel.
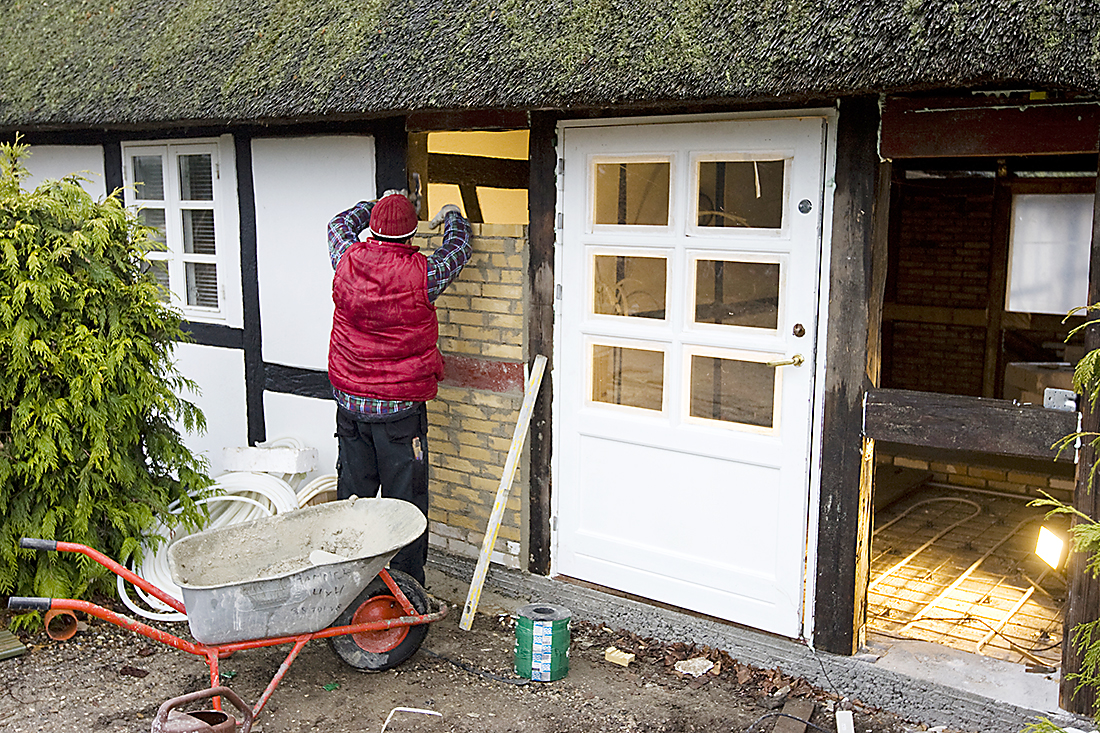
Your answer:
[172,343,248,477]
[262,391,338,483]
[24,145,107,199]
[252,136,376,371]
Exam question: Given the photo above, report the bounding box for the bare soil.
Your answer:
[0,577,934,733]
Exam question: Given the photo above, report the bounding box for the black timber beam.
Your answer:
[865,388,1076,462]
[814,97,882,655]
[527,111,556,575]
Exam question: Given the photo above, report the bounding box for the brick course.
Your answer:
[414,222,529,570]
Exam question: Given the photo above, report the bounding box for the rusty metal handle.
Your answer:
[151,686,253,733]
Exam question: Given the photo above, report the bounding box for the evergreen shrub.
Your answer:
[0,139,210,623]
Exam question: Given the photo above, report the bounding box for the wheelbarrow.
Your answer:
[7,497,448,719]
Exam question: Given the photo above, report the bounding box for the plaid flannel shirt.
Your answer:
[328,200,471,420]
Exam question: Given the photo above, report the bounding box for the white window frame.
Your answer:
[121,135,242,327]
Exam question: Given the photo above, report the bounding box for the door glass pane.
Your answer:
[137,208,167,252]
[697,160,784,228]
[592,344,664,411]
[179,154,214,201]
[695,260,780,328]
[186,262,219,307]
[595,162,670,225]
[690,355,775,427]
[132,156,164,200]
[593,255,667,319]
[182,210,216,254]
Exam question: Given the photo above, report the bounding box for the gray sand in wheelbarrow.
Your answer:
[167,497,425,645]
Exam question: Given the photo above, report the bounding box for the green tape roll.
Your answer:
[514,603,571,681]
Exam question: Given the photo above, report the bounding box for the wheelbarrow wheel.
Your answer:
[329,570,430,672]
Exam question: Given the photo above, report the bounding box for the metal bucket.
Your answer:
[167,497,425,644]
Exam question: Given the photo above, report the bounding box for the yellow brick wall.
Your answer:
[413,222,529,569]
[875,450,1074,504]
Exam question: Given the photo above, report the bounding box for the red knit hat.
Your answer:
[368,193,419,240]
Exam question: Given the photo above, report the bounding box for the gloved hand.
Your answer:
[380,188,407,199]
[429,204,462,229]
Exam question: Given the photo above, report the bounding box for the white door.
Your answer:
[554,117,827,638]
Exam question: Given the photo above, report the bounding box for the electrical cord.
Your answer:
[421,648,531,686]
[745,712,827,732]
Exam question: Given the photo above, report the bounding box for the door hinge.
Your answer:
[557,158,565,176]
[555,284,562,300]
[556,212,563,230]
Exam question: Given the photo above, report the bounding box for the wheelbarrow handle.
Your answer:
[19,538,57,551]
[7,597,52,611]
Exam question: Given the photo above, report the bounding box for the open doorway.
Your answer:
[869,155,1096,669]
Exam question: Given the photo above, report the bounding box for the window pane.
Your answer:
[690,356,775,427]
[138,208,167,252]
[1007,193,1092,314]
[595,162,670,225]
[592,344,663,411]
[593,255,667,319]
[182,209,216,254]
[179,154,214,201]
[697,160,784,228]
[695,260,780,328]
[186,262,219,308]
[147,259,170,302]
[132,156,164,200]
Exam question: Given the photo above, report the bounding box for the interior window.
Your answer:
[1006,193,1093,315]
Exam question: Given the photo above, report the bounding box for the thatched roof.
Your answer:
[3,0,1099,130]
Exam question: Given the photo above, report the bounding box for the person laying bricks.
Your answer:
[327,190,470,587]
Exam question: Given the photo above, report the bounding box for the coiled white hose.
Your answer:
[297,474,339,506]
[118,470,302,622]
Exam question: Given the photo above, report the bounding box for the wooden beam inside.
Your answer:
[864,388,1077,462]
[881,97,1100,159]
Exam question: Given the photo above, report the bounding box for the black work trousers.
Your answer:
[335,403,429,586]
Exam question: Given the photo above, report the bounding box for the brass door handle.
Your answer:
[766,354,804,368]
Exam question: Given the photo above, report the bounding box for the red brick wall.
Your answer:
[883,179,995,395]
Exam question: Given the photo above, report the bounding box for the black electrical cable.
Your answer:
[421,648,531,686]
[744,711,828,732]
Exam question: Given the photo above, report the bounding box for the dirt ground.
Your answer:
[0,574,937,733]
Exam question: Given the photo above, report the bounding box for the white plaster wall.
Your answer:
[24,145,107,199]
[252,136,376,371]
[172,343,248,477]
[262,391,338,482]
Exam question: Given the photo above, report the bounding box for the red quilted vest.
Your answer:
[328,239,443,401]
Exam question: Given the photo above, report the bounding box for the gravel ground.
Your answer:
[0,576,948,733]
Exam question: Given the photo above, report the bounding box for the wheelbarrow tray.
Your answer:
[167,497,425,645]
